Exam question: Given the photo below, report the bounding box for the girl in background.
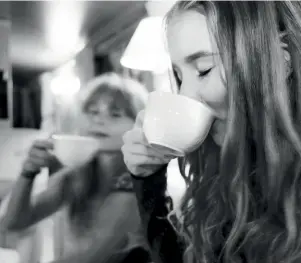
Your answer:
[1,72,150,263]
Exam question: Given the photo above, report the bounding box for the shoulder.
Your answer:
[105,191,137,208]
[102,189,139,219]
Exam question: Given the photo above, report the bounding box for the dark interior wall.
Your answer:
[0,71,8,119]
[12,70,42,129]
[94,55,114,75]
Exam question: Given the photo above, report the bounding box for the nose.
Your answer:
[89,105,111,124]
[90,112,107,125]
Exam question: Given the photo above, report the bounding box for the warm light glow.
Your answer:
[50,59,81,97]
[46,2,86,56]
[120,16,171,73]
[50,74,80,96]
[57,59,77,75]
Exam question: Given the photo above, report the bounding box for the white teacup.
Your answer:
[143,91,215,156]
[52,134,101,167]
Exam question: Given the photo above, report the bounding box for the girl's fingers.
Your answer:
[122,143,164,158]
[32,139,54,150]
[28,148,51,160]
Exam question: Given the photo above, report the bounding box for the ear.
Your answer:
[280,32,292,77]
[283,48,292,77]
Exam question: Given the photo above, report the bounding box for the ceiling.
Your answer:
[3,1,146,80]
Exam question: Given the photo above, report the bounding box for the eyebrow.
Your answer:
[185,51,216,63]
[172,51,217,71]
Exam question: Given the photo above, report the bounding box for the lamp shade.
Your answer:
[120,16,171,73]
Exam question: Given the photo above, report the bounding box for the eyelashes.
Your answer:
[198,67,213,77]
[172,68,182,87]
[172,66,214,91]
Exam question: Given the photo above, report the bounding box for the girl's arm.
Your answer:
[0,167,71,231]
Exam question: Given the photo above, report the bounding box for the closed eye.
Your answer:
[198,67,213,78]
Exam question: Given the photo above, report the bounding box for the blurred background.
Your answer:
[0,0,182,179]
[0,3,185,259]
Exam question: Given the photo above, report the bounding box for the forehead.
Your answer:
[84,88,130,111]
[167,10,214,62]
[86,90,113,106]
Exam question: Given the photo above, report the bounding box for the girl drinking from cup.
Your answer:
[122,1,301,263]
[0,72,150,263]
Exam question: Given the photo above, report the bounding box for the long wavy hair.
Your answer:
[166,2,301,263]
[67,72,148,231]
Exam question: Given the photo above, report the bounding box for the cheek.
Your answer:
[111,119,135,135]
[76,114,90,131]
[202,68,228,119]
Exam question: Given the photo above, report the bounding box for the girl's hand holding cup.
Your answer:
[122,110,174,177]
[21,139,62,179]
[122,91,215,177]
